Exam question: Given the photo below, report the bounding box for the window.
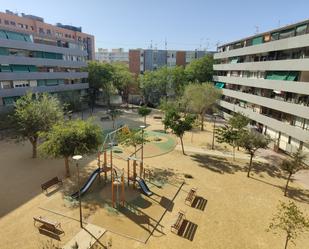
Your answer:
[10,21,16,26]
[31,26,34,31]
[39,28,45,34]
[279,29,295,39]
[46,29,51,35]
[271,32,279,41]
[4,20,9,25]
[296,24,307,36]
[18,23,23,28]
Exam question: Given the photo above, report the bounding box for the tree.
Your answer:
[87,61,114,107]
[185,55,214,83]
[118,129,148,156]
[163,109,196,155]
[215,125,240,161]
[111,63,136,104]
[12,92,63,158]
[228,112,250,130]
[39,119,102,177]
[182,83,221,131]
[138,105,152,126]
[268,201,309,249]
[238,131,271,177]
[139,66,189,106]
[108,108,123,129]
[280,148,308,196]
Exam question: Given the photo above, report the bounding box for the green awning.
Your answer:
[46,79,59,86]
[286,72,298,81]
[11,65,29,72]
[215,82,225,89]
[0,47,9,55]
[266,71,288,80]
[6,31,25,41]
[0,30,7,39]
[37,80,46,86]
[230,58,238,64]
[24,35,32,42]
[28,65,37,72]
[0,65,11,72]
[252,36,263,45]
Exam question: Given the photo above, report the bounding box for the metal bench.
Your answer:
[185,188,197,205]
[41,177,62,194]
[33,216,63,233]
[171,210,186,234]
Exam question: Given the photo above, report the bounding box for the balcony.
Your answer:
[0,38,88,57]
[213,76,309,95]
[222,88,309,120]
[0,72,88,81]
[0,83,89,98]
[0,55,86,68]
[219,100,309,142]
[214,58,309,71]
[214,33,309,59]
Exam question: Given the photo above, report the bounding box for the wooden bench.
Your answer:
[41,177,62,194]
[33,216,63,233]
[185,188,197,205]
[171,210,186,234]
[100,115,110,121]
[153,115,163,120]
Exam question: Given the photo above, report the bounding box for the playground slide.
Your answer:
[71,168,100,199]
[136,177,153,197]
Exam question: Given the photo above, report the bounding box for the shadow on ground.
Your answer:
[177,219,198,241]
[190,154,243,174]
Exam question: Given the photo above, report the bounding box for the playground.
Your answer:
[0,108,309,249]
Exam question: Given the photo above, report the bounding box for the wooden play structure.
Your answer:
[185,188,197,206]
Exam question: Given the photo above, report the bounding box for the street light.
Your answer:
[72,155,83,228]
[211,113,219,150]
[139,125,146,175]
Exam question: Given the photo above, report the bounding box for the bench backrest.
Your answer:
[34,216,58,227]
[41,177,60,189]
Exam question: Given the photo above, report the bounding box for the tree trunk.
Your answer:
[247,154,253,177]
[284,234,290,249]
[30,138,37,158]
[201,113,204,131]
[134,145,137,157]
[284,173,292,196]
[112,118,115,129]
[180,136,185,155]
[64,157,70,177]
[144,116,146,126]
[233,146,235,161]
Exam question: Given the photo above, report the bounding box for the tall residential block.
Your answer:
[0,10,93,109]
[213,20,309,155]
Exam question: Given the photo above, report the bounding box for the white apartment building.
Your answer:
[213,20,309,155]
[95,48,129,63]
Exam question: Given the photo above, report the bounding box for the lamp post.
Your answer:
[212,113,218,150]
[139,125,146,165]
[73,155,83,228]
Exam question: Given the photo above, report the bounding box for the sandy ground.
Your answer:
[0,108,309,249]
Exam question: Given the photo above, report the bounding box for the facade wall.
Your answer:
[214,19,309,155]
[176,51,186,66]
[128,50,141,76]
[0,11,95,60]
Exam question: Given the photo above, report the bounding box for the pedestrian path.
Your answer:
[63,224,105,249]
[175,145,268,163]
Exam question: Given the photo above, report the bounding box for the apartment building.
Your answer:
[0,10,95,60]
[129,49,209,75]
[95,48,129,63]
[0,10,91,109]
[213,20,309,155]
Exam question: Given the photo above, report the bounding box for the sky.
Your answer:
[2,0,309,52]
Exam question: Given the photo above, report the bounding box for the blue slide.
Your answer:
[136,177,153,196]
[71,168,100,199]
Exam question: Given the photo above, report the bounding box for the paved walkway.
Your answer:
[175,145,268,163]
[63,224,106,249]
